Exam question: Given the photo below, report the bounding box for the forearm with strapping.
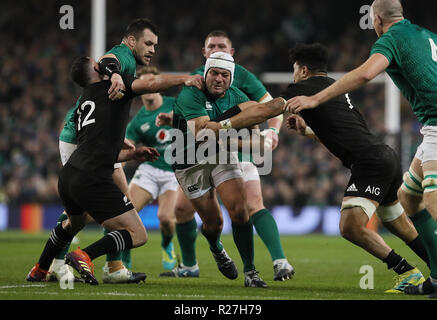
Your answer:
[222,97,285,129]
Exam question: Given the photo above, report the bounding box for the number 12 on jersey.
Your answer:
[77,100,96,131]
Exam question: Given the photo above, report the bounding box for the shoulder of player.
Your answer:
[227,85,249,99]
[177,85,206,101]
[190,66,204,75]
[105,43,132,56]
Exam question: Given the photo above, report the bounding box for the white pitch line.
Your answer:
[0,284,47,289]
[0,289,285,300]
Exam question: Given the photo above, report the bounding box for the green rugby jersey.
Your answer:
[59,43,137,143]
[125,96,175,172]
[173,85,249,169]
[370,19,437,126]
[192,64,267,102]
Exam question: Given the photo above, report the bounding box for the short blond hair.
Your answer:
[137,65,160,77]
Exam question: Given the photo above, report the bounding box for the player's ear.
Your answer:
[230,48,235,56]
[127,35,137,48]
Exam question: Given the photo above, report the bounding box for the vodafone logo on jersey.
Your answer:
[156,129,170,143]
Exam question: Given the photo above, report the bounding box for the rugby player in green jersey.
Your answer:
[166,51,272,287]
[285,0,437,298]
[124,66,179,272]
[28,18,204,284]
[159,30,294,281]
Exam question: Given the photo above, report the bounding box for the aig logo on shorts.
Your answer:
[365,186,380,195]
[156,129,170,143]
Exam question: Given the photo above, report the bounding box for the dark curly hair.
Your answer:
[289,43,328,73]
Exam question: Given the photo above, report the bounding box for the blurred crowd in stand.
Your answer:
[1,0,433,209]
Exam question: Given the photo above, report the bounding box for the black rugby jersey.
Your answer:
[281,76,383,168]
[68,77,135,177]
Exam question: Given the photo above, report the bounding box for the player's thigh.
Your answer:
[174,164,214,222]
[128,182,153,212]
[340,196,379,234]
[157,190,177,223]
[112,166,129,196]
[240,162,264,215]
[216,178,248,223]
[398,157,425,215]
[212,163,247,221]
[174,186,196,223]
[244,180,264,215]
[189,189,223,227]
[102,208,147,243]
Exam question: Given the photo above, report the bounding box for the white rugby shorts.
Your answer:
[130,163,179,200]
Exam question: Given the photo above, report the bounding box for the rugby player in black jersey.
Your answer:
[27,56,203,285]
[203,43,431,293]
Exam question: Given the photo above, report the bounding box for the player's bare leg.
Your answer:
[188,188,239,280]
[340,200,392,259]
[340,197,425,293]
[157,190,177,270]
[245,179,294,281]
[160,187,200,277]
[400,157,437,296]
[216,178,267,287]
[105,166,131,272]
[422,160,437,220]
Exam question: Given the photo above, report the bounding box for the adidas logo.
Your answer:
[347,184,358,192]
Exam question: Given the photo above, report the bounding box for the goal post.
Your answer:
[91,0,106,61]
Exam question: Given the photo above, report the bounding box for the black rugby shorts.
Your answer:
[58,163,134,224]
[344,145,402,205]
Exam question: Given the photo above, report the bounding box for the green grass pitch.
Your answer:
[0,230,430,301]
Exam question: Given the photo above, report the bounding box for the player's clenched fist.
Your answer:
[184,74,204,90]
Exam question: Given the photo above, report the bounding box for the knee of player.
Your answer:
[339,210,367,240]
[202,218,223,234]
[174,203,193,219]
[228,204,249,225]
[132,228,148,247]
[157,211,175,225]
[339,219,362,240]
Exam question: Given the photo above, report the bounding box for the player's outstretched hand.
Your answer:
[108,73,127,101]
[201,121,221,138]
[286,114,307,136]
[284,96,319,113]
[156,112,173,127]
[185,75,204,90]
[134,146,160,162]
